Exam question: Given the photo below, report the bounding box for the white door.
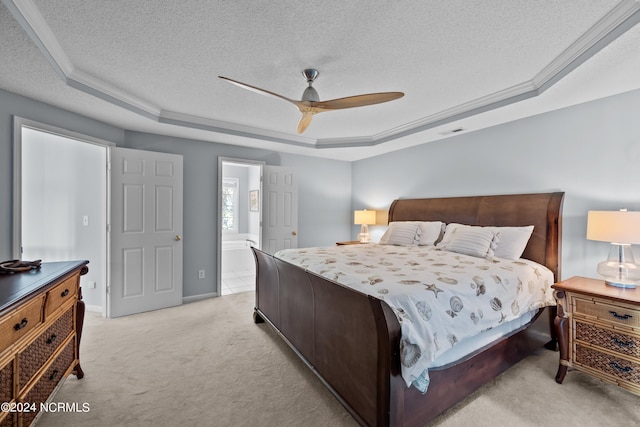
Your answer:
[109,147,183,317]
[262,166,298,254]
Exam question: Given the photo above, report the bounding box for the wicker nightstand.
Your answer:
[552,276,640,396]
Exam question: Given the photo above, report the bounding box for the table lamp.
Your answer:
[586,210,640,288]
[354,210,376,243]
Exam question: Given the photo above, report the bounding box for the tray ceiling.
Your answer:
[1,0,640,160]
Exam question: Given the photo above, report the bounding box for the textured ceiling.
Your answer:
[1,0,640,160]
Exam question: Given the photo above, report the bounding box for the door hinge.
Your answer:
[106,286,110,295]
[107,161,111,171]
[106,224,111,233]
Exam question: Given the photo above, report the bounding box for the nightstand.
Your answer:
[336,241,362,246]
[552,276,640,396]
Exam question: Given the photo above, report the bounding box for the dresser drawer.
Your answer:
[0,296,44,355]
[45,274,78,318]
[0,412,14,427]
[18,307,74,391]
[575,343,640,385]
[575,320,640,359]
[574,297,640,328]
[0,357,13,404]
[19,338,76,426]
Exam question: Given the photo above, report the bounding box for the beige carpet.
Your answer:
[38,292,640,427]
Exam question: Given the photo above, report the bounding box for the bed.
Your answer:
[251,192,564,426]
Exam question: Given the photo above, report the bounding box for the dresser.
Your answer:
[552,276,640,396]
[0,261,88,427]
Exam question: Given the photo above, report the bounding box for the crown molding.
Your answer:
[4,0,640,151]
[532,0,640,89]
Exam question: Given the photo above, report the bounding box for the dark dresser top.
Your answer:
[0,260,88,313]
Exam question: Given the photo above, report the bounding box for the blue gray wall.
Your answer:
[352,88,640,281]
[0,88,351,300]
[3,86,640,302]
[123,131,352,297]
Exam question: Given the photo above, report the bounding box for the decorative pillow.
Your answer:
[437,226,498,258]
[436,223,465,248]
[416,221,445,246]
[379,222,421,246]
[388,221,444,246]
[486,225,534,260]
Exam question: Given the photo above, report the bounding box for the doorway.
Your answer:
[13,117,110,314]
[218,158,263,295]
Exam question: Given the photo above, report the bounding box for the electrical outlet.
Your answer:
[198,270,205,279]
[88,281,96,289]
[82,215,89,226]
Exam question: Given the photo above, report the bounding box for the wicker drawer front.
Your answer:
[0,413,14,427]
[20,338,75,426]
[45,275,78,318]
[0,357,13,404]
[575,343,640,384]
[574,297,640,328]
[18,307,74,391]
[575,320,640,359]
[0,296,44,355]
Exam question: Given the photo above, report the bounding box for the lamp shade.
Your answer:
[354,210,376,225]
[587,211,640,244]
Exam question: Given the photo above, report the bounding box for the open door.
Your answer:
[109,147,183,317]
[262,166,298,254]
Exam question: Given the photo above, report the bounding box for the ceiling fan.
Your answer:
[218,69,404,134]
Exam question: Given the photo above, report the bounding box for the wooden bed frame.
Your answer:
[252,192,564,426]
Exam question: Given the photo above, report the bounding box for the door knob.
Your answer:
[175,235,182,241]
[291,231,297,236]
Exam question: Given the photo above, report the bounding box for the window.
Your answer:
[222,178,239,232]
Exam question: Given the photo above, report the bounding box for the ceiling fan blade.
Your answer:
[218,76,298,106]
[297,112,314,134]
[311,92,404,110]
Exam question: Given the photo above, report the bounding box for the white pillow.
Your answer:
[389,221,444,246]
[438,227,497,258]
[379,222,421,246]
[486,225,534,260]
[416,221,445,246]
[437,223,534,260]
[437,223,466,248]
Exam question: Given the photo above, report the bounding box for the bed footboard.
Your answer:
[252,248,396,426]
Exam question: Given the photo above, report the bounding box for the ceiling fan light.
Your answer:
[302,86,319,102]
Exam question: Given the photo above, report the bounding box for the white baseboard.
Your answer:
[82,295,219,314]
[85,304,101,312]
[183,292,218,304]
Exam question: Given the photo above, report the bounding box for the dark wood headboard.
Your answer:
[388,192,564,280]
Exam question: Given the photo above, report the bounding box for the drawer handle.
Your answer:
[61,289,70,297]
[47,334,57,344]
[609,361,633,373]
[609,311,633,320]
[612,337,634,348]
[13,318,28,330]
[49,369,59,381]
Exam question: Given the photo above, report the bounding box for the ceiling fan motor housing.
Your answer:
[301,69,320,102]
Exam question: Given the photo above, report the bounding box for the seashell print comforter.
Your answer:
[275,244,555,392]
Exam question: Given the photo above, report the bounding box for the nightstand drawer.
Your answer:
[574,297,640,328]
[575,343,640,385]
[575,320,640,359]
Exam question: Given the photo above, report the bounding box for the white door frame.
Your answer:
[217,157,264,296]
[12,116,114,316]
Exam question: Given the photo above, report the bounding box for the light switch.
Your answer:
[82,216,89,226]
